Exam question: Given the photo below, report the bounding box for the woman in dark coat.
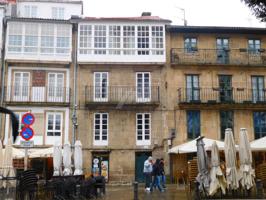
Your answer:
[150,159,164,192]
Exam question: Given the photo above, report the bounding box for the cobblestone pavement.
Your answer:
[100,184,188,200]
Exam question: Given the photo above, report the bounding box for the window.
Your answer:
[52,7,64,19]
[8,22,23,52]
[151,26,164,55]
[56,24,70,54]
[254,112,266,139]
[41,24,54,54]
[13,72,30,101]
[219,75,232,102]
[109,25,121,55]
[187,110,200,139]
[217,38,229,64]
[136,72,150,102]
[15,112,27,134]
[220,110,234,140]
[252,76,265,103]
[94,72,108,102]
[48,73,64,102]
[123,26,135,55]
[136,113,151,145]
[94,25,106,54]
[79,25,92,54]
[186,75,199,102]
[248,39,261,54]
[46,112,62,136]
[184,37,197,53]
[24,5,37,18]
[24,23,38,53]
[137,26,149,55]
[94,113,108,146]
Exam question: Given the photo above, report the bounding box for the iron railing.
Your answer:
[171,48,266,66]
[5,86,71,103]
[178,87,266,104]
[85,86,160,105]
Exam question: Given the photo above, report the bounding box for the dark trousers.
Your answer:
[144,172,152,188]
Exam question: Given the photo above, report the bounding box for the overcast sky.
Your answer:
[83,0,265,27]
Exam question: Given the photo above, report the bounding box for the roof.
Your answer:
[6,17,71,24]
[17,0,82,4]
[77,16,172,23]
[167,25,266,34]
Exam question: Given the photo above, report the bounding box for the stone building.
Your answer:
[166,25,266,180]
[74,14,171,183]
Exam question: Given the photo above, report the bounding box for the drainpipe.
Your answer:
[0,15,7,141]
[71,21,78,148]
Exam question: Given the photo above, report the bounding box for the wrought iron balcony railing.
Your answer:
[178,87,266,104]
[85,86,160,105]
[5,86,71,104]
[171,48,266,66]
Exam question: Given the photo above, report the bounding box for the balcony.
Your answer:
[85,86,160,110]
[170,48,266,66]
[5,86,71,106]
[177,87,266,110]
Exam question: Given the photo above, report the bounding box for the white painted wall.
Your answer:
[17,1,82,19]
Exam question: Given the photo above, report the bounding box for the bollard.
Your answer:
[256,179,264,199]
[133,181,138,200]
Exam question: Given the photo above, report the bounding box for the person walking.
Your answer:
[150,159,164,192]
[143,156,153,191]
[159,158,166,189]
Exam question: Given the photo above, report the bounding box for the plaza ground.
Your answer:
[101,184,188,200]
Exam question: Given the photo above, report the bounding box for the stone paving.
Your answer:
[100,184,188,200]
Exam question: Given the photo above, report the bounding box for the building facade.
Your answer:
[166,26,266,180]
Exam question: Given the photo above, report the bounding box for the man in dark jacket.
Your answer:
[150,159,164,192]
[159,158,166,188]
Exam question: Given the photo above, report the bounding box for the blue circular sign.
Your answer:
[22,113,35,126]
[21,127,34,141]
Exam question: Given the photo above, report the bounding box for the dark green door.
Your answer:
[135,152,151,182]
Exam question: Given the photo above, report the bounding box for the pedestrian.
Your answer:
[143,156,153,192]
[150,159,164,192]
[159,158,166,189]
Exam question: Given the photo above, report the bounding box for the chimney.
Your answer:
[141,12,151,17]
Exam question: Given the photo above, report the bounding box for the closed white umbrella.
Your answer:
[2,138,16,188]
[63,141,72,176]
[53,141,62,176]
[224,128,239,190]
[74,140,83,175]
[209,141,227,196]
[0,140,3,178]
[238,128,255,190]
[196,136,210,193]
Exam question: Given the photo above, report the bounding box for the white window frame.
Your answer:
[46,112,63,137]
[123,25,135,55]
[24,23,38,53]
[109,25,121,55]
[93,113,108,146]
[136,113,151,146]
[8,22,23,53]
[13,72,30,102]
[40,23,55,54]
[94,25,107,54]
[47,72,64,102]
[94,72,108,102]
[137,26,150,55]
[52,7,65,19]
[136,72,151,102]
[24,5,37,18]
[79,24,92,54]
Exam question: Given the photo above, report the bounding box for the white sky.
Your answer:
[83,0,266,27]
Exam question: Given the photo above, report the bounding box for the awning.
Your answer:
[250,136,266,151]
[168,138,225,154]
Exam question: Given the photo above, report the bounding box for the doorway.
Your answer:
[135,152,152,182]
[92,152,109,182]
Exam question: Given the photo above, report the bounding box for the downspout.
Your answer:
[0,16,7,141]
[71,21,78,147]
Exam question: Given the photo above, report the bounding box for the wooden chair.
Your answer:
[187,158,198,193]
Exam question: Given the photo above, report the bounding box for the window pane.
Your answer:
[187,111,200,139]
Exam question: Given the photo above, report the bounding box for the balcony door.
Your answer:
[94,72,108,102]
[136,72,151,102]
[48,73,64,102]
[219,75,232,102]
[252,76,265,103]
[186,75,199,102]
[13,72,30,102]
[217,38,229,64]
